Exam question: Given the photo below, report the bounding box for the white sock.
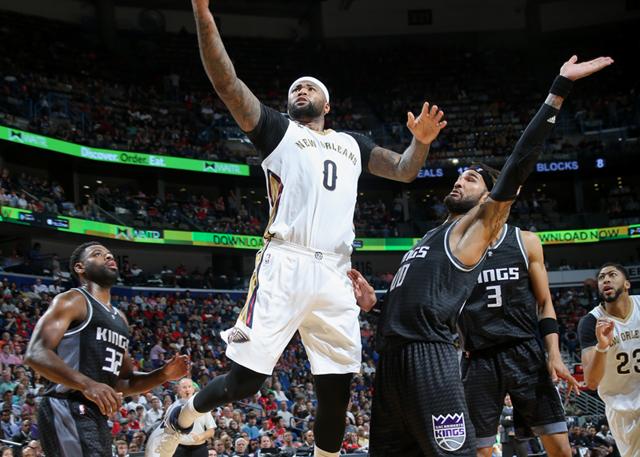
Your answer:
[177,396,204,429]
[314,445,339,457]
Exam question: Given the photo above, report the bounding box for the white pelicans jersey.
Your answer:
[578,296,640,412]
[247,104,375,256]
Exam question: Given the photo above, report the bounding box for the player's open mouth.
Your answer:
[602,286,613,293]
[295,96,309,103]
[106,261,117,269]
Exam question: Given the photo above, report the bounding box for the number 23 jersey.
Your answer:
[578,296,640,413]
[246,104,376,256]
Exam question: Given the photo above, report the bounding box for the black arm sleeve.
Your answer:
[490,103,559,201]
[577,314,598,350]
[344,131,377,174]
[244,104,290,155]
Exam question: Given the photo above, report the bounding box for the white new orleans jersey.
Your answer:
[578,295,640,412]
[247,104,375,256]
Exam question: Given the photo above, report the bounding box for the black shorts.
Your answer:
[460,338,567,448]
[174,443,209,457]
[370,341,476,457]
[38,396,113,457]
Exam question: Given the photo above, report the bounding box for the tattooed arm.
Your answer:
[192,0,261,132]
[367,102,446,183]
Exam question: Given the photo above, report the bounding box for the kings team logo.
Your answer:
[432,413,466,451]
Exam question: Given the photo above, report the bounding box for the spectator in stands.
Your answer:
[341,432,361,453]
[131,431,147,453]
[300,430,314,450]
[0,408,18,439]
[150,338,167,369]
[145,396,164,432]
[0,392,19,418]
[115,440,129,457]
[30,280,47,296]
[356,427,368,449]
[276,402,294,429]
[131,264,143,279]
[254,435,276,457]
[0,370,15,396]
[0,345,22,366]
[10,419,32,453]
[279,431,296,454]
[241,413,260,441]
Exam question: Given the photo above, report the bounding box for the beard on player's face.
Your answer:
[83,261,118,288]
[443,192,483,215]
[599,284,625,303]
[288,98,324,121]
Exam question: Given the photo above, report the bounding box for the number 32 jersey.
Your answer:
[45,287,130,398]
[246,104,375,256]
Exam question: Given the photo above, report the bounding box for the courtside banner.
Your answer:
[353,238,422,251]
[0,206,263,250]
[1,207,638,250]
[0,125,250,176]
[535,226,632,244]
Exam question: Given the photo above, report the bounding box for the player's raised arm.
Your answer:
[367,102,447,183]
[192,0,261,132]
[450,55,613,267]
[24,290,122,415]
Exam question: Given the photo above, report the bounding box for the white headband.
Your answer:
[288,76,330,103]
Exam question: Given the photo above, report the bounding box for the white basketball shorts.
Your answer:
[606,406,640,457]
[221,238,362,375]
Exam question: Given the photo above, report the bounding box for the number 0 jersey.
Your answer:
[377,220,487,350]
[44,287,130,399]
[458,225,538,352]
[246,104,375,256]
[578,296,640,413]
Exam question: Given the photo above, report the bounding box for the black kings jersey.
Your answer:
[45,287,130,399]
[377,220,486,350]
[458,225,538,352]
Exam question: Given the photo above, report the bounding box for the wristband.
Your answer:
[550,75,573,98]
[539,317,559,337]
[596,345,610,353]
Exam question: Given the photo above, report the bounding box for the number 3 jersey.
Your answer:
[45,287,130,399]
[246,104,376,256]
[457,225,538,352]
[578,296,640,413]
[377,220,487,350]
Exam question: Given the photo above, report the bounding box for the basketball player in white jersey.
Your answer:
[578,263,640,457]
[148,1,446,457]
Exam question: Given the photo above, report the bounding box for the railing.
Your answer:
[559,383,606,417]
[558,348,606,416]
